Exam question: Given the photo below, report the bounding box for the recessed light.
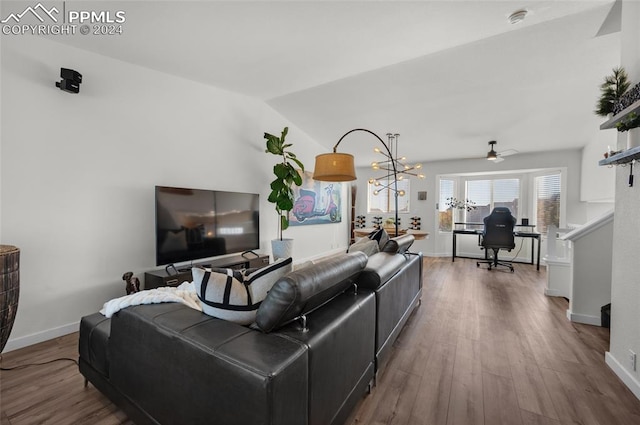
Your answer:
[508,9,528,25]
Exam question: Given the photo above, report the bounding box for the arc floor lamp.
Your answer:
[312,128,401,235]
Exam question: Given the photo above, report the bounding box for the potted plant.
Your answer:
[595,67,630,117]
[264,127,304,259]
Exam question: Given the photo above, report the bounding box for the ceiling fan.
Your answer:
[486,140,518,163]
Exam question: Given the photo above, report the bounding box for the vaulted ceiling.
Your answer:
[45,0,620,165]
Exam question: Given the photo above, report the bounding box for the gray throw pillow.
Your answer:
[348,238,380,257]
[368,228,390,251]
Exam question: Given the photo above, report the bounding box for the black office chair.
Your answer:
[476,207,516,272]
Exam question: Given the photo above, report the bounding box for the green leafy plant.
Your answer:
[595,67,630,117]
[615,112,640,132]
[264,127,304,240]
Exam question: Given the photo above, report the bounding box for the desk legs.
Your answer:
[528,236,541,271]
[453,232,540,270]
[531,238,534,265]
[452,233,456,262]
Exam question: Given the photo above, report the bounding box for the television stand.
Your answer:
[144,254,270,289]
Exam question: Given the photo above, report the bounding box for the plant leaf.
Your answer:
[290,157,305,172]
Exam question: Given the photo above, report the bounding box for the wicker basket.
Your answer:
[0,245,20,353]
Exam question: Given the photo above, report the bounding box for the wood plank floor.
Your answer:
[1,257,639,425]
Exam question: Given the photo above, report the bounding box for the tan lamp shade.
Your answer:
[313,152,357,181]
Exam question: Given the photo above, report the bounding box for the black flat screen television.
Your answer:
[155,186,260,266]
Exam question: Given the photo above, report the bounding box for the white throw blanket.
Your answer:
[100,281,201,318]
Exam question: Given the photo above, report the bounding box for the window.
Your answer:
[465,178,520,222]
[367,179,410,213]
[438,178,455,231]
[534,173,561,234]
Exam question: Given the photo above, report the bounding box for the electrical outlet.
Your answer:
[629,350,637,372]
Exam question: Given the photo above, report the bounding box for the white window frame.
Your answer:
[436,176,458,233]
[531,168,566,236]
[367,179,410,213]
[462,174,523,222]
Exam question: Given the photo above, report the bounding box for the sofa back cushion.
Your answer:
[256,252,368,332]
[193,257,293,325]
[381,234,415,254]
[357,252,407,290]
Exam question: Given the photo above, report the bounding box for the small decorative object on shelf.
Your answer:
[354,215,366,229]
[383,217,396,230]
[615,112,640,132]
[372,216,382,229]
[596,68,640,151]
[613,82,640,116]
[122,271,141,295]
[409,216,422,230]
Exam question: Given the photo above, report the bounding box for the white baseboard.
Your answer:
[3,321,79,353]
[606,351,640,401]
[544,288,567,297]
[566,309,601,326]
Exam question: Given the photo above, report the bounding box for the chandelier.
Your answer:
[368,133,424,196]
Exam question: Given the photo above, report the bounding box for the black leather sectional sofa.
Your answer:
[79,235,423,425]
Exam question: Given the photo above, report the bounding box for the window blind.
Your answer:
[535,173,561,234]
[465,178,519,222]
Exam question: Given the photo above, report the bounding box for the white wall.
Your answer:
[607,0,640,400]
[355,148,587,257]
[581,130,616,203]
[0,36,348,351]
[567,218,614,325]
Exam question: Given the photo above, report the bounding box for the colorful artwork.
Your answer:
[290,171,342,226]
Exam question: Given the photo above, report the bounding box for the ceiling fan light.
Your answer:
[487,140,498,160]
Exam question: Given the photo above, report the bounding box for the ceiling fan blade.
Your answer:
[493,156,505,163]
[498,149,518,157]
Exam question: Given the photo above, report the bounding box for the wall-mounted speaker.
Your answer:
[55,68,82,93]
[417,191,427,201]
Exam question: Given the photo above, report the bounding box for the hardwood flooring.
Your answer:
[1,257,639,425]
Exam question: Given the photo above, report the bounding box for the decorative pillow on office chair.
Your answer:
[192,257,293,325]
